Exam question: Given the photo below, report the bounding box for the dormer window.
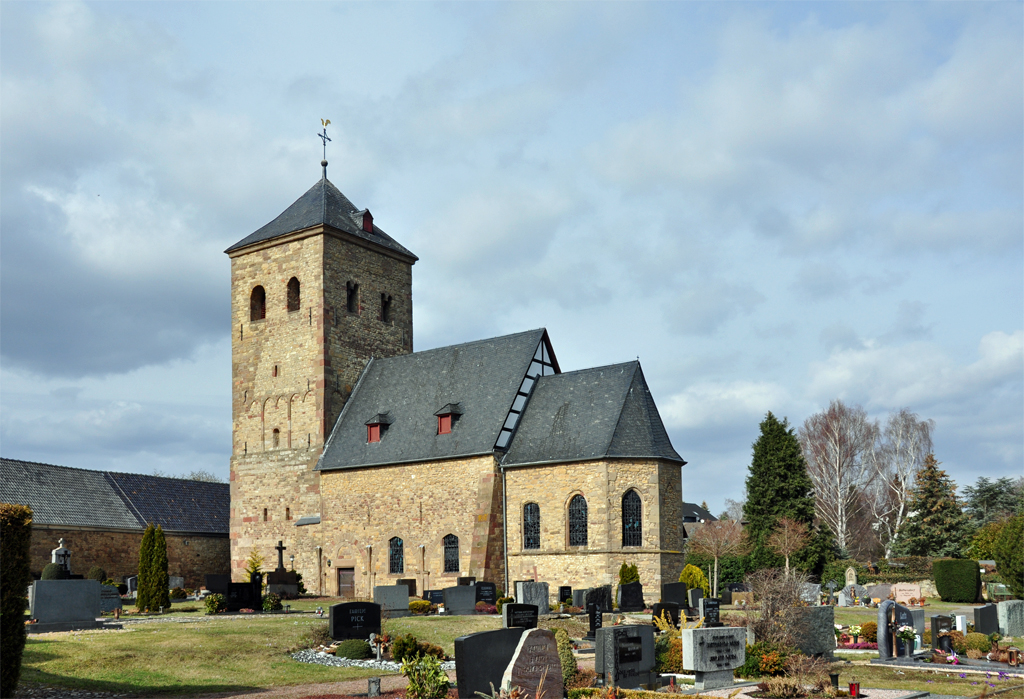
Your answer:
[365,412,393,443]
[434,403,463,435]
[362,210,373,232]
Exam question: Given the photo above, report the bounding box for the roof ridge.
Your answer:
[534,359,638,380]
[375,328,547,362]
[104,472,149,527]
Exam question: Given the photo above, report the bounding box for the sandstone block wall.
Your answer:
[30,526,228,588]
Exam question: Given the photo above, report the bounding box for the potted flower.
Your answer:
[897,625,917,657]
[850,625,862,644]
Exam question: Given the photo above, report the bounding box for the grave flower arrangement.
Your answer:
[897,625,916,642]
[849,625,862,643]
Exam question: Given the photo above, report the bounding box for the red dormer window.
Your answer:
[438,414,452,435]
[434,403,462,435]
[367,424,381,443]
[366,412,391,443]
[362,210,373,232]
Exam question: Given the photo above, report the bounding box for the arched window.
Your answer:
[523,503,540,550]
[287,277,300,312]
[389,536,404,574]
[381,293,393,323]
[622,490,642,547]
[443,534,459,573]
[250,286,266,321]
[568,495,588,547]
[272,428,280,448]
[346,281,359,314]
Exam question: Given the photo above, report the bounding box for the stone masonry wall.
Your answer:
[30,526,229,588]
[319,455,502,599]
[505,458,683,605]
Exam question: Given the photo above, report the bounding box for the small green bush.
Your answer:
[496,596,513,614]
[401,653,449,699]
[679,564,710,597]
[41,563,67,580]
[335,639,372,659]
[861,621,877,643]
[654,633,683,673]
[87,566,107,582]
[965,632,990,652]
[736,641,791,678]
[933,559,980,603]
[555,628,577,684]
[409,599,431,615]
[170,587,187,599]
[262,593,282,611]
[204,593,226,615]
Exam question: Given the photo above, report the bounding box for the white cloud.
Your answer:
[661,380,789,430]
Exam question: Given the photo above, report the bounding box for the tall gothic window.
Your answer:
[568,495,588,547]
[287,277,300,311]
[250,285,266,321]
[443,534,459,573]
[622,489,642,547]
[389,536,404,574]
[523,503,540,550]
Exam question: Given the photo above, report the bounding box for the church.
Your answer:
[227,159,687,603]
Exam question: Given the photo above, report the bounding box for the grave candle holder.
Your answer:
[829,673,840,690]
[848,682,860,698]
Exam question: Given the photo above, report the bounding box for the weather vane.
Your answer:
[318,119,332,160]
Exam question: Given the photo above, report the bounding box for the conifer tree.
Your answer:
[744,412,817,570]
[136,523,155,611]
[892,455,969,557]
[152,525,170,610]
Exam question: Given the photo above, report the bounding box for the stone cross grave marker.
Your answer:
[596,625,656,689]
[443,585,477,616]
[652,602,680,627]
[500,628,564,699]
[845,567,857,587]
[330,602,382,641]
[682,626,746,690]
[826,580,837,604]
[892,583,921,605]
[700,597,721,626]
[502,603,539,629]
[454,627,527,699]
[618,581,645,612]
[558,586,572,604]
[662,582,688,607]
[516,581,549,611]
[586,602,603,640]
[975,604,999,635]
[373,584,411,618]
[475,581,497,605]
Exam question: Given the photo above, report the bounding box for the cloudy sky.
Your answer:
[2,1,1021,515]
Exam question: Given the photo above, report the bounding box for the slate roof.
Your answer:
[0,458,229,534]
[681,501,717,523]
[502,362,685,466]
[225,173,417,261]
[317,329,547,471]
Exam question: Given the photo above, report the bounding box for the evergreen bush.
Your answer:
[685,553,747,587]
[392,634,444,663]
[151,525,170,610]
[335,639,372,659]
[1,503,33,699]
[262,593,282,611]
[861,621,878,643]
[137,523,155,611]
[409,599,431,615]
[966,632,990,652]
[41,563,67,580]
[555,628,578,685]
[819,560,866,590]
[204,593,226,615]
[735,641,791,678]
[495,596,513,614]
[993,513,1024,599]
[933,559,980,603]
[654,634,683,673]
[679,564,710,596]
[87,566,106,582]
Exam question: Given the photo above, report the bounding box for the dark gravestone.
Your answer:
[727,582,749,592]
[652,602,680,627]
[225,581,260,611]
[618,582,645,612]
[125,575,138,595]
[877,600,895,659]
[662,582,688,606]
[558,586,573,604]
[700,598,721,626]
[931,615,954,650]
[444,585,477,616]
[595,625,657,689]
[99,585,122,613]
[894,604,916,655]
[500,629,563,699]
[397,579,417,597]
[475,581,498,605]
[975,604,999,635]
[454,627,527,699]
[502,603,539,629]
[205,574,230,595]
[585,585,613,613]
[586,602,604,640]
[330,602,382,641]
[572,588,590,608]
[458,577,476,586]
[688,587,704,611]
[423,590,444,604]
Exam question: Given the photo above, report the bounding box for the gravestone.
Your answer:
[877,600,895,659]
[458,576,476,586]
[930,615,953,650]
[845,567,858,587]
[125,575,138,596]
[955,615,966,633]
[423,590,444,604]
[865,584,892,602]
[475,581,498,605]
[205,574,230,595]
[894,603,916,655]
[847,584,868,601]
[225,581,260,611]
[995,601,1019,638]
[892,583,921,605]
[454,627,527,699]
[168,575,184,590]
[29,580,104,633]
[99,585,122,613]
[330,602,382,641]
[373,584,411,618]
[682,626,746,690]
[596,625,656,689]
[397,579,418,597]
[791,606,836,659]
[443,585,478,616]
[586,602,604,640]
[652,602,680,627]
[662,582,688,606]
[516,581,549,611]
[585,585,613,613]
[910,609,925,635]
[502,603,539,629]
[799,583,821,605]
[975,604,999,635]
[572,588,590,608]
[558,586,573,604]
[700,598,721,626]
[688,587,704,611]
[837,590,851,608]
[500,628,563,699]
[618,581,645,612]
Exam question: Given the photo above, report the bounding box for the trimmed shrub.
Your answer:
[933,559,980,603]
[736,642,792,679]
[41,563,67,580]
[994,513,1024,599]
[87,566,107,582]
[1,503,33,699]
[151,525,170,610]
[820,560,866,589]
[679,564,711,597]
[335,639,372,659]
[137,523,155,611]
[262,593,282,611]
[409,599,431,615]
[204,593,226,615]
[654,634,683,673]
[392,634,445,663]
[170,587,187,600]
[555,628,578,685]
[861,621,878,643]
[966,632,990,652]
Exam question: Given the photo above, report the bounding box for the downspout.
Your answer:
[501,465,509,597]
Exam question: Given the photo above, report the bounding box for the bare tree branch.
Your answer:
[687,519,746,597]
[767,517,810,575]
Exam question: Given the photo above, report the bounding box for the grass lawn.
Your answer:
[830,661,1024,697]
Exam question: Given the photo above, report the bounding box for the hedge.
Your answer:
[933,558,980,603]
[1,503,33,699]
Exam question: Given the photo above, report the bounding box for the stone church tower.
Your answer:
[226,161,417,586]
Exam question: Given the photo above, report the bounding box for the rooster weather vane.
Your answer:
[319,119,332,160]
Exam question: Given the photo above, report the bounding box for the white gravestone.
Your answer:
[682,627,746,690]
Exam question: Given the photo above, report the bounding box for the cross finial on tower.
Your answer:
[319,118,332,162]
